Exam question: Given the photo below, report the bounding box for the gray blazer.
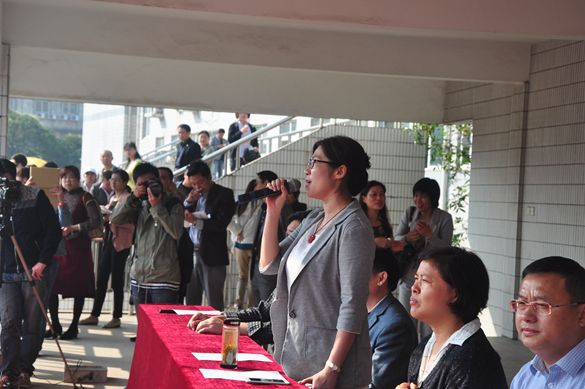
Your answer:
[264,200,375,389]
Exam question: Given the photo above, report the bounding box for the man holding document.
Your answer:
[184,161,235,310]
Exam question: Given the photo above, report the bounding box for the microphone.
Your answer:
[238,179,301,204]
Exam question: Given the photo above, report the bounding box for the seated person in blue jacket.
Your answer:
[396,247,507,389]
[367,248,417,389]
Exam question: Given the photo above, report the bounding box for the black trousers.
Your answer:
[91,241,130,319]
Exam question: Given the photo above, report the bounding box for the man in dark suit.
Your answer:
[175,124,201,179]
[250,170,293,306]
[183,161,235,310]
[368,247,418,389]
[228,113,258,171]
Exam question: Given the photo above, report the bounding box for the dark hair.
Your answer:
[419,247,490,323]
[0,159,17,180]
[287,210,311,226]
[413,178,440,209]
[43,161,58,168]
[132,162,159,183]
[372,247,401,292]
[290,191,300,200]
[235,113,250,119]
[359,181,393,239]
[16,167,30,180]
[158,167,174,180]
[312,136,370,196]
[198,130,210,138]
[522,257,585,303]
[11,153,27,167]
[187,160,211,178]
[102,170,113,181]
[124,142,141,163]
[112,169,130,183]
[178,124,191,133]
[60,165,81,181]
[257,170,278,184]
[236,179,258,217]
[218,128,225,134]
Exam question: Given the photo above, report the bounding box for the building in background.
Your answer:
[9,98,83,137]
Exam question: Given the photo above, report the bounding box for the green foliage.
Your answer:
[7,109,81,168]
[403,123,473,247]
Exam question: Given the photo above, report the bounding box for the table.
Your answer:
[128,304,305,388]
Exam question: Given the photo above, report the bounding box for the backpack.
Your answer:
[163,198,194,298]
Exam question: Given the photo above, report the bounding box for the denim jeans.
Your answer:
[131,285,177,320]
[213,158,225,180]
[0,269,50,378]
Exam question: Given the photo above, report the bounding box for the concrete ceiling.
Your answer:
[2,0,585,122]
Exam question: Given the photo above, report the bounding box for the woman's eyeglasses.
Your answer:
[307,158,340,169]
[509,299,585,316]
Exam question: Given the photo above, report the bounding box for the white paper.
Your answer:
[199,369,286,382]
[173,309,221,316]
[193,353,272,362]
[184,212,210,227]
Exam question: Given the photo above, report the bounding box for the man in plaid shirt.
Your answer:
[187,291,275,346]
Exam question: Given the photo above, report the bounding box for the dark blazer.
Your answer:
[228,121,258,161]
[369,294,417,389]
[407,328,508,389]
[186,183,235,267]
[175,138,201,169]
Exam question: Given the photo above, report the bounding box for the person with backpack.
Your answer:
[183,160,235,311]
[109,163,184,328]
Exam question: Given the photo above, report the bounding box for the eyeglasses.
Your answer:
[509,299,585,316]
[307,158,340,169]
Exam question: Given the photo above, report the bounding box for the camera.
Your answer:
[0,177,22,206]
[138,179,163,201]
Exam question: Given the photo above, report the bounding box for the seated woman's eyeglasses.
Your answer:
[307,158,340,169]
[509,299,585,315]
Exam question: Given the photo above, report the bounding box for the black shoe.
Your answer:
[130,337,136,342]
[44,326,62,339]
[59,328,79,340]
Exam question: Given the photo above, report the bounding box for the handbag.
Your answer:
[83,192,104,239]
[243,148,261,164]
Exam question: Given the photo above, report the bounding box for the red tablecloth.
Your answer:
[128,304,304,388]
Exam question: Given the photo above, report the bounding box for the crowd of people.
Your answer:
[1,124,584,389]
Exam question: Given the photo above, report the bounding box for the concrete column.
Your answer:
[0,44,9,159]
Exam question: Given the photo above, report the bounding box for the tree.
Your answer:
[404,123,472,247]
[7,109,82,168]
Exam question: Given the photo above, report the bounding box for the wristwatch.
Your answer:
[326,360,341,374]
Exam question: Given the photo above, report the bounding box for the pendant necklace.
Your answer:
[308,205,347,243]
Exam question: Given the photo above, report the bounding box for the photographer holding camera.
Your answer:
[0,159,61,388]
[110,163,184,329]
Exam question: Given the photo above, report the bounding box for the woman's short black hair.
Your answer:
[132,162,159,183]
[312,136,371,196]
[372,247,401,292]
[112,169,130,183]
[198,130,210,138]
[419,247,490,323]
[412,177,440,209]
[522,256,585,303]
[60,165,81,181]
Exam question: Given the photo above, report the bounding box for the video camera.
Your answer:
[0,177,22,215]
[138,178,163,201]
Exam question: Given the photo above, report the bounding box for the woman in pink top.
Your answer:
[80,170,134,329]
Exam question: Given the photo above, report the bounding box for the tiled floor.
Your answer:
[30,313,534,388]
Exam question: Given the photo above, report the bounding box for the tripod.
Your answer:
[0,212,78,388]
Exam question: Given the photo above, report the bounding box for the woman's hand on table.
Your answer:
[298,367,338,389]
[194,317,225,335]
[396,383,418,389]
[187,312,210,330]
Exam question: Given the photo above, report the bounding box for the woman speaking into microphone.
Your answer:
[260,136,375,389]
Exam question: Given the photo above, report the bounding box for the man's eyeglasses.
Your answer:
[509,299,585,316]
[307,158,340,169]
